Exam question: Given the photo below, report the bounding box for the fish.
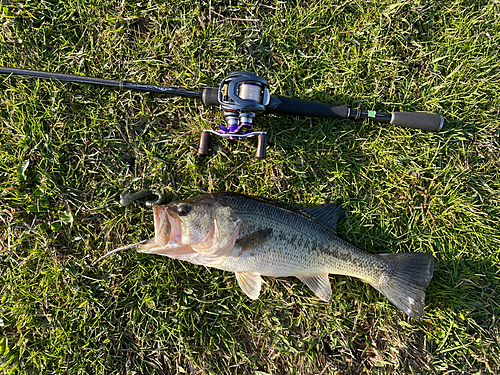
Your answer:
[110,193,435,319]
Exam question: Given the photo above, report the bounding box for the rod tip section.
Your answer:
[390,112,444,132]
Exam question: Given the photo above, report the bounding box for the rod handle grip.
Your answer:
[391,112,444,132]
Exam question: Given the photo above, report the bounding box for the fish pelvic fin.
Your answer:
[297,274,332,301]
[235,272,262,300]
[371,253,435,320]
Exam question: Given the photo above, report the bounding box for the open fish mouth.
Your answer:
[136,205,194,256]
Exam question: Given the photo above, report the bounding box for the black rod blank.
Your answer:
[0,66,203,99]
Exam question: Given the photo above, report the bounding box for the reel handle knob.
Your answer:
[198,130,211,156]
[255,133,266,159]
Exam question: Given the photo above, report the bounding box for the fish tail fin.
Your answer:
[371,253,435,320]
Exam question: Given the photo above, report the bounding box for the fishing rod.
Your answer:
[0,66,444,158]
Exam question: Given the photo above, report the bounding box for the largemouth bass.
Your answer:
[121,193,435,319]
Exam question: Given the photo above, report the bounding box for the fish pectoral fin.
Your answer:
[297,274,332,301]
[235,272,262,300]
[236,228,273,251]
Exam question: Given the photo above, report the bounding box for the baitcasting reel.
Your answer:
[0,66,445,159]
[198,72,270,158]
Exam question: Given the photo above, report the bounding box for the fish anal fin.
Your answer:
[236,228,273,251]
[301,204,345,232]
[235,272,262,300]
[297,274,332,301]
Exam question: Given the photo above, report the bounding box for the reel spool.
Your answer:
[198,72,270,159]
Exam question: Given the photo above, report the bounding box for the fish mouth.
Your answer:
[136,205,194,256]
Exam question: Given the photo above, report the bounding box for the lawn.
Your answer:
[1,1,499,374]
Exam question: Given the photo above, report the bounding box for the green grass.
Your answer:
[1,0,499,374]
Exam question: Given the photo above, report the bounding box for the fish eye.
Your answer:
[177,204,192,216]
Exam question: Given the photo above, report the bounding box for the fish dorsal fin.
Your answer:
[300,204,345,233]
[235,272,262,300]
[236,228,273,251]
[297,274,332,301]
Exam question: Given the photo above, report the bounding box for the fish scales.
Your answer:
[214,194,387,282]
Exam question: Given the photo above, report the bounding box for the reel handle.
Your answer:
[198,130,266,159]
